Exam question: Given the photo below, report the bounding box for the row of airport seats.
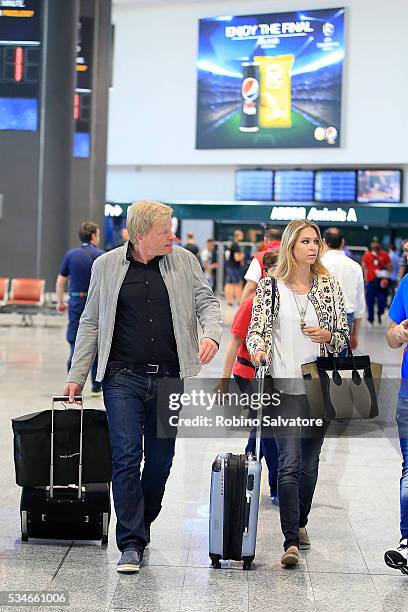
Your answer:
[0,278,46,325]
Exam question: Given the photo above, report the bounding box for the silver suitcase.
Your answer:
[209,362,266,570]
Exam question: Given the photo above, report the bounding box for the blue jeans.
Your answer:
[67,297,99,390]
[102,366,181,553]
[365,280,388,323]
[396,397,408,539]
[273,394,328,550]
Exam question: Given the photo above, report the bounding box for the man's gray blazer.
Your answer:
[67,243,223,387]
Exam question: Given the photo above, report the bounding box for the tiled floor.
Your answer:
[0,307,406,611]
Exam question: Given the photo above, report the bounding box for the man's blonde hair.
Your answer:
[127,200,173,243]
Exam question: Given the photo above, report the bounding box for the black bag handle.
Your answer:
[330,329,361,386]
[270,275,276,315]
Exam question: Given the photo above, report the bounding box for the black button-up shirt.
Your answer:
[108,244,179,366]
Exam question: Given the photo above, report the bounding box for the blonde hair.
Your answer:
[273,220,329,281]
[127,200,173,243]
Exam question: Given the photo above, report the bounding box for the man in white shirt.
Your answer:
[321,227,365,349]
[240,227,281,303]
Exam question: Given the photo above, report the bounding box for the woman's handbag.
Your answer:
[301,330,382,421]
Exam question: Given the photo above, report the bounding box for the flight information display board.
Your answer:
[0,0,41,131]
[274,170,314,202]
[235,170,273,201]
[314,170,356,202]
[357,170,402,203]
[74,16,93,158]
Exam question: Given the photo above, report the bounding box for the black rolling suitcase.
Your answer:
[18,396,111,544]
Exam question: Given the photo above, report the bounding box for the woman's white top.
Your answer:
[270,280,320,395]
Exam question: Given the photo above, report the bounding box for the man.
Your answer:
[384,241,408,573]
[64,201,222,574]
[398,240,408,282]
[201,238,218,291]
[240,227,282,303]
[321,227,365,349]
[224,229,245,306]
[361,240,392,325]
[183,231,203,267]
[120,227,129,245]
[388,244,400,301]
[56,221,104,395]
[219,250,279,505]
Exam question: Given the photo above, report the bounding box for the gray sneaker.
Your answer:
[117,548,141,574]
[299,527,311,550]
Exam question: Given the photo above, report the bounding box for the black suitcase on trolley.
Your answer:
[17,396,111,544]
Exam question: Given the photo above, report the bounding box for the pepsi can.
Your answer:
[239,62,259,132]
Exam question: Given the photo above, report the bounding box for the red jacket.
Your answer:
[231,297,255,379]
[362,250,391,282]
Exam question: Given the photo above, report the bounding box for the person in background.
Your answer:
[55,221,104,396]
[183,231,203,268]
[389,244,400,301]
[201,238,219,291]
[219,250,280,505]
[247,219,348,567]
[322,227,365,350]
[224,229,245,306]
[361,240,392,325]
[120,227,129,245]
[384,242,408,574]
[398,240,408,282]
[64,201,222,574]
[241,227,282,303]
[341,238,353,259]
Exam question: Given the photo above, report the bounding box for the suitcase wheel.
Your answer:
[210,554,221,569]
[101,535,108,546]
[243,560,252,570]
[21,532,28,542]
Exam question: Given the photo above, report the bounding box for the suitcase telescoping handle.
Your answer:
[49,395,84,500]
[255,356,267,462]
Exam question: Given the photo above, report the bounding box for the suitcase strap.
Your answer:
[223,454,248,560]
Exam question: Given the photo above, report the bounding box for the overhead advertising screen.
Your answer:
[0,0,41,131]
[357,170,402,203]
[196,7,345,149]
[74,16,93,158]
[235,170,273,201]
[315,170,356,202]
[274,170,314,202]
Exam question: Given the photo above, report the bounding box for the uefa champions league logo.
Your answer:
[322,22,335,37]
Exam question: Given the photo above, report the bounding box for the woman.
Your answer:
[247,219,348,566]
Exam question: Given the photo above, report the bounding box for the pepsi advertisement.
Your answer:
[196,8,345,149]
